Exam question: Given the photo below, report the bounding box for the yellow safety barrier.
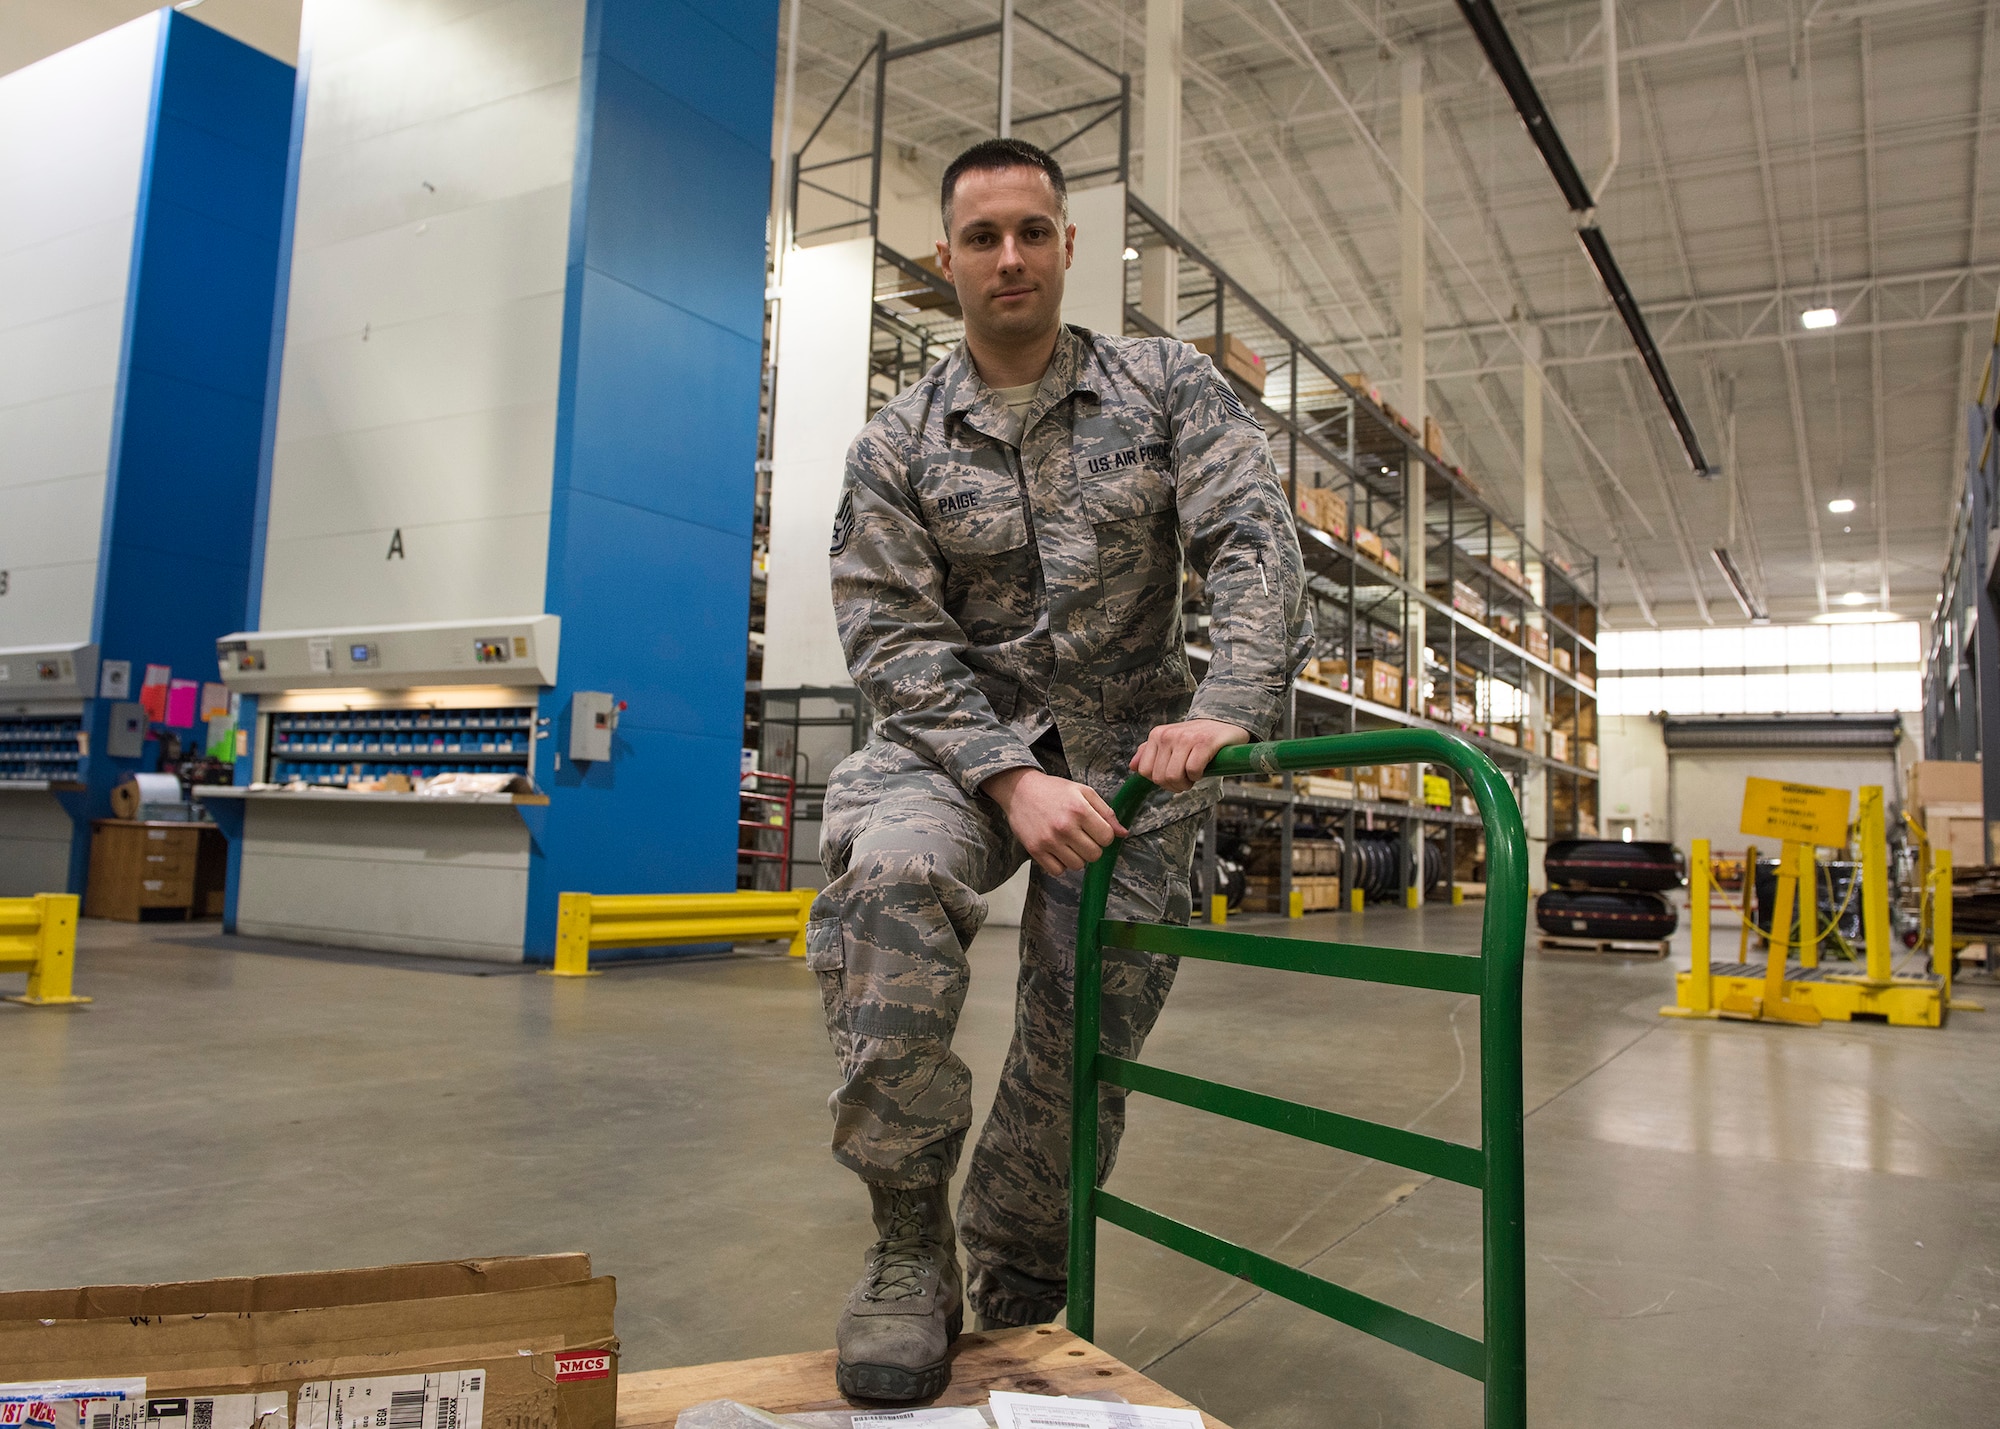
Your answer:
[1665,786,1968,1028]
[0,894,88,1007]
[547,889,815,976]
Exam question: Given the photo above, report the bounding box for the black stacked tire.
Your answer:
[1545,839,1686,891]
[1536,888,1678,941]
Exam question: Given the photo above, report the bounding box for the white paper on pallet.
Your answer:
[139,1394,287,1429]
[987,1393,1203,1429]
[295,1373,483,1429]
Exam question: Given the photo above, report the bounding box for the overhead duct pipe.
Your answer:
[1450,0,1714,480]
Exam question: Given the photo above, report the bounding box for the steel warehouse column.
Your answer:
[1401,57,1427,905]
[1140,0,1181,329]
[1521,327,1548,869]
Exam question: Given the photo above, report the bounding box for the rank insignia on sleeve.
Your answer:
[830,489,854,555]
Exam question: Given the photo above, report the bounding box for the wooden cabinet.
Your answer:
[84,820,227,921]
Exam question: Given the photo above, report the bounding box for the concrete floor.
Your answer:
[3,908,1997,1427]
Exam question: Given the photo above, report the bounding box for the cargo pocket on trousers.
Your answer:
[806,917,846,1029]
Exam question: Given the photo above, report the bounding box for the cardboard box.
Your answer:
[1487,723,1520,747]
[1296,486,1348,539]
[1353,526,1385,563]
[1377,764,1413,803]
[1910,761,1982,812]
[1356,658,1402,708]
[1300,773,1356,800]
[1423,415,1445,457]
[1381,543,1402,576]
[1580,740,1599,772]
[1192,333,1267,394]
[1341,372,1379,405]
[1553,647,1574,674]
[0,1257,617,1429]
[1490,555,1526,588]
[1525,626,1551,662]
[1923,803,1985,866]
[1443,579,1487,621]
[1246,874,1342,912]
[1548,729,1571,764]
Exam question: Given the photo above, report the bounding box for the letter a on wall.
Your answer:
[387,528,404,560]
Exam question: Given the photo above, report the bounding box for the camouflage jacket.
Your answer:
[830,324,1311,833]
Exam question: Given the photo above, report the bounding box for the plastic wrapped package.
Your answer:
[674,1405,992,1429]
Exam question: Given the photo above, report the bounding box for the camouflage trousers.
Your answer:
[807,735,1196,1326]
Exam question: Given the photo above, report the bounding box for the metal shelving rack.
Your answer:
[1923,300,2000,815]
[787,17,1599,914]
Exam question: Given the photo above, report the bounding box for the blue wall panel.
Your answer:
[525,0,777,958]
[65,12,294,889]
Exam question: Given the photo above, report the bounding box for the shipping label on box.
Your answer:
[1,1380,147,1429]
[298,1373,481,1429]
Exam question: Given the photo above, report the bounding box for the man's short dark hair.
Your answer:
[939,137,1068,234]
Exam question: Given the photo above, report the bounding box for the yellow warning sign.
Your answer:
[1740,777,1852,847]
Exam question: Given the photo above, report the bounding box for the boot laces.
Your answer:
[864,1195,939,1303]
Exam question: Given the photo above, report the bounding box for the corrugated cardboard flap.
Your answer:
[0,1255,595,1324]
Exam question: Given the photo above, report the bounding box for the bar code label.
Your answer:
[142,1397,285,1429]
[295,1374,482,1429]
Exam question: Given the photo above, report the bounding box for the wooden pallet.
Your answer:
[616,1325,1231,1427]
[1538,934,1670,959]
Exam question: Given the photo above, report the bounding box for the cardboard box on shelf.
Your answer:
[1423,415,1445,457]
[1525,626,1551,662]
[1342,372,1380,404]
[1356,658,1402,708]
[1443,579,1487,621]
[0,1256,618,1429]
[1491,554,1526,588]
[1548,729,1572,764]
[1922,803,1985,866]
[1303,656,1349,690]
[1910,760,1982,812]
[1246,874,1343,912]
[1296,486,1349,539]
[1580,740,1599,772]
[1381,543,1403,576]
[1377,764,1413,803]
[1353,526,1385,563]
[1553,647,1574,674]
[1192,333,1268,394]
[1487,723,1520,747]
[1300,773,1357,799]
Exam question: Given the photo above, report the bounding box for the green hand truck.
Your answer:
[1068,729,1528,1427]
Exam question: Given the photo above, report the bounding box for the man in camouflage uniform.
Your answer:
[810,137,1309,1401]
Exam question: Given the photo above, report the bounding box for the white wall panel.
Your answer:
[0,792,75,898]
[235,798,530,961]
[1669,751,1896,853]
[764,236,874,690]
[260,0,583,631]
[1062,182,1126,339]
[260,510,553,629]
[0,12,159,648]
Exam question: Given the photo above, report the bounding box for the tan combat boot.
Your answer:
[835,1182,963,1401]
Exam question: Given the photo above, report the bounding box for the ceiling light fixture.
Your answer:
[1711,547,1768,623]
[1121,246,1139,262]
[1827,497,1856,513]
[1801,307,1839,330]
[1839,590,1870,606]
[1814,610,1898,624]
